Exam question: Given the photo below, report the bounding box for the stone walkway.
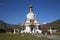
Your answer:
[33,33,60,40]
[46,35,60,40]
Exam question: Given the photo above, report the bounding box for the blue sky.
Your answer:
[0,0,60,24]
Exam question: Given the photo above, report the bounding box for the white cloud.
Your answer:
[42,22,47,24]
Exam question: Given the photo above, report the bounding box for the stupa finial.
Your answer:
[29,4,32,12]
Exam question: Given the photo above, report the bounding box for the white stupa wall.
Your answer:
[25,25,31,33]
[13,28,16,34]
[35,25,42,33]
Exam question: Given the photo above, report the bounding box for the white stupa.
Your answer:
[21,4,42,33]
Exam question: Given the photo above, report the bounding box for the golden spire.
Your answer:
[29,4,32,12]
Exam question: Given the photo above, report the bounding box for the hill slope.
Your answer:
[44,19,60,31]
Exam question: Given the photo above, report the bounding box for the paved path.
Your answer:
[46,35,60,40]
[34,33,60,40]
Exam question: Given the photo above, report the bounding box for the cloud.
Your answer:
[42,22,47,24]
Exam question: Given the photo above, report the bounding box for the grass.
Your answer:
[53,32,60,36]
[0,33,51,40]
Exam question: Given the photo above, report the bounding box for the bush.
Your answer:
[0,29,6,33]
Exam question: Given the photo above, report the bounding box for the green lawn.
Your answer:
[0,33,51,40]
[53,32,60,36]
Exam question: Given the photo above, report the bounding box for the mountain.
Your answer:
[42,19,60,32]
[0,20,6,29]
[0,20,18,33]
[0,20,16,28]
